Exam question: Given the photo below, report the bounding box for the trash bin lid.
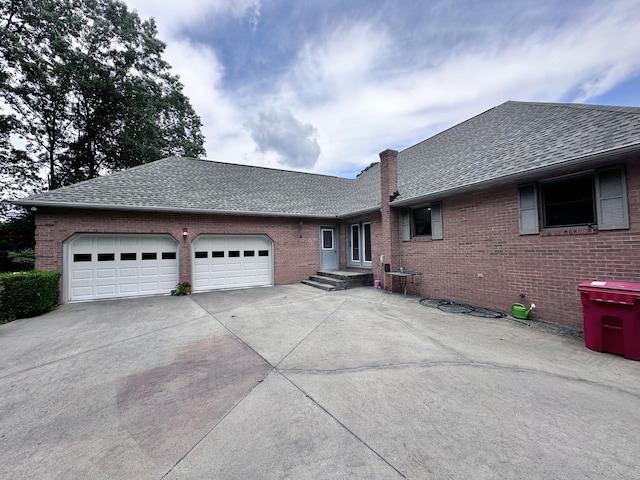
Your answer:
[578,280,640,293]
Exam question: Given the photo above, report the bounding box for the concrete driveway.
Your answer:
[1,285,639,479]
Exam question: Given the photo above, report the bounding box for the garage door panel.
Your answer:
[192,235,273,292]
[96,268,116,279]
[67,234,178,302]
[97,237,116,246]
[119,283,138,293]
[72,286,93,298]
[140,266,159,276]
[96,284,117,295]
[119,268,138,277]
[73,237,94,248]
[161,265,177,275]
[72,269,93,280]
[141,282,161,292]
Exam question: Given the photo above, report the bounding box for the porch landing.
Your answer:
[302,270,374,291]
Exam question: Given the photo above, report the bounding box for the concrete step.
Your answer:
[316,271,373,288]
[302,270,374,292]
[301,279,338,291]
[309,274,346,288]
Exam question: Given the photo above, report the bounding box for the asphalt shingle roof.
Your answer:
[395,101,640,204]
[17,158,367,217]
[16,101,640,216]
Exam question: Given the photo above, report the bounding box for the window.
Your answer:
[363,223,372,262]
[413,207,432,236]
[161,252,176,260]
[229,251,240,257]
[351,224,360,261]
[542,175,595,228]
[141,252,157,260]
[73,254,91,262]
[120,253,136,261]
[518,166,629,234]
[212,251,225,258]
[244,250,255,257]
[195,251,208,258]
[322,229,334,250]
[258,250,269,257]
[97,253,115,262]
[401,202,443,240]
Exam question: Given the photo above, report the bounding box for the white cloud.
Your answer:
[126,0,261,35]
[120,0,640,177]
[268,1,640,175]
[244,107,320,168]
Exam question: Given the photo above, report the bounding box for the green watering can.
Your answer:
[511,303,535,319]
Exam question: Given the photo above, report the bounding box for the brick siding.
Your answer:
[35,209,340,295]
[396,159,640,327]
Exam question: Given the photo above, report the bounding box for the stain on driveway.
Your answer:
[117,335,271,460]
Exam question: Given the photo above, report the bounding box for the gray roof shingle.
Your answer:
[15,101,640,216]
[394,101,640,205]
[17,158,364,217]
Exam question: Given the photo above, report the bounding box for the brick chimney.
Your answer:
[379,149,400,289]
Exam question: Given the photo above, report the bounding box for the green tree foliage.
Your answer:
[0,0,206,197]
[0,210,35,272]
[0,114,40,217]
[357,161,379,177]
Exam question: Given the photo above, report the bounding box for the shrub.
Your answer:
[0,270,62,324]
[171,280,191,296]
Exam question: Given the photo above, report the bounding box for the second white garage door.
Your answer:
[192,235,274,292]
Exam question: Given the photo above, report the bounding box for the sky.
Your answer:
[121,0,640,179]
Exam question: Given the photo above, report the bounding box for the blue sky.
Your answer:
[124,0,640,178]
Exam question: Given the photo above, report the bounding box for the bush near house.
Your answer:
[0,270,61,324]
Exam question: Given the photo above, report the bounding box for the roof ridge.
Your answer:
[504,100,640,114]
[181,156,352,181]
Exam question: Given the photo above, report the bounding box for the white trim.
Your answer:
[191,234,274,292]
[63,233,179,303]
[348,221,372,267]
[321,228,335,250]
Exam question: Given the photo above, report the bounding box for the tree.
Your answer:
[0,0,206,198]
[357,161,379,177]
[0,114,40,217]
[0,210,35,271]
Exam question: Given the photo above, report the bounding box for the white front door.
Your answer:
[66,234,179,302]
[191,235,273,292]
[319,227,338,270]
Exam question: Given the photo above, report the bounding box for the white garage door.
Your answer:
[192,235,273,292]
[66,234,179,302]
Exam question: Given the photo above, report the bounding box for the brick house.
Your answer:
[16,101,640,327]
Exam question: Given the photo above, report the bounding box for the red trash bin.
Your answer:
[577,280,640,361]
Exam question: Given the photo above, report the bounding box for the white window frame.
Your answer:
[321,228,334,250]
[348,220,372,267]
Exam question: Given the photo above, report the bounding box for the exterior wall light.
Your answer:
[182,227,188,240]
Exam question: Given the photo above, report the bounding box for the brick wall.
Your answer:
[35,209,340,293]
[396,160,640,327]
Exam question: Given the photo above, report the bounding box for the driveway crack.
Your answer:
[278,371,407,479]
